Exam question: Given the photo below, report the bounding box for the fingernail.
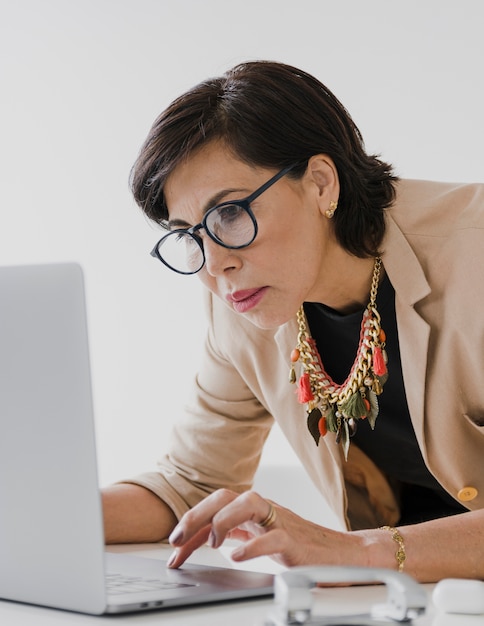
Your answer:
[231,546,245,560]
[169,527,184,545]
[167,550,177,568]
[208,529,218,549]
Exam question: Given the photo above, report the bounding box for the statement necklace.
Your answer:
[289,257,388,460]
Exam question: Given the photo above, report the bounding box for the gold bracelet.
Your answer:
[380,526,406,572]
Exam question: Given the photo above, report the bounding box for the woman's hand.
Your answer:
[167,490,484,583]
[167,488,369,569]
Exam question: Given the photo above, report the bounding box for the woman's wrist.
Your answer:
[380,526,406,571]
[354,527,405,571]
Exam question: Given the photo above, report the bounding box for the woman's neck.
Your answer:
[310,255,381,315]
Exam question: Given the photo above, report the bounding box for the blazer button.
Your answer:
[457,487,478,502]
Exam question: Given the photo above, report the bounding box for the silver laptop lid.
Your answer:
[0,263,275,615]
[0,263,107,614]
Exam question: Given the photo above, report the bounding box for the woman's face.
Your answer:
[164,141,341,329]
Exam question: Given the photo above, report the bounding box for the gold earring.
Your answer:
[325,200,338,219]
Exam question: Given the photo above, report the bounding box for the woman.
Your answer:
[102,60,484,582]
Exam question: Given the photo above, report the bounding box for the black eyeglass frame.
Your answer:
[150,162,299,275]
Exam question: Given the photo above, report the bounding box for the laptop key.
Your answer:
[106,573,195,594]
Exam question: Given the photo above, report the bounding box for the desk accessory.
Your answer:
[265,565,426,625]
[432,578,484,615]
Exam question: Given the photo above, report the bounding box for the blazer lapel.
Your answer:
[382,214,431,450]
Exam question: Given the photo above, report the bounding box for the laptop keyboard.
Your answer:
[106,573,194,595]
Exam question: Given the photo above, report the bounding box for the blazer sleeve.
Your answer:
[123,290,274,521]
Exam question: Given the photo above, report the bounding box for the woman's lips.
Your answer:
[227,287,268,313]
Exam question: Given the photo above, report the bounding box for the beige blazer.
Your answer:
[130,178,484,530]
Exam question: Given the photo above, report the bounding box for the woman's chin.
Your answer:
[240,308,296,330]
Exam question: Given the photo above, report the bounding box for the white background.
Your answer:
[1,0,483,487]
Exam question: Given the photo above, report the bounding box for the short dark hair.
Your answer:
[130,60,398,257]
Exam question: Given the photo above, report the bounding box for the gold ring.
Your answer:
[258,502,277,528]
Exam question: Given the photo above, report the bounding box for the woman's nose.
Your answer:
[202,236,241,276]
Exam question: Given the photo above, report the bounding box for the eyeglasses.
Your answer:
[150,163,298,275]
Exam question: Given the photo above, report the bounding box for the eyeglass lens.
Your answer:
[156,203,256,274]
[157,231,205,274]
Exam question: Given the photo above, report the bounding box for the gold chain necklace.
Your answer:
[289,257,388,460]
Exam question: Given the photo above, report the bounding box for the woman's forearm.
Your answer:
[361,508,484,582]
[101,483,178,544]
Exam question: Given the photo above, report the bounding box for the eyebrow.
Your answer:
[167,187,249,230]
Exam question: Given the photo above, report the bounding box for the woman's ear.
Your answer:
[306,154,340,218]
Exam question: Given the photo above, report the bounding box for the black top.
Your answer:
[304,275,466,525]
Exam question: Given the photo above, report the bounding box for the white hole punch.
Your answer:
[265,565,427,625]
[432,578,484,615]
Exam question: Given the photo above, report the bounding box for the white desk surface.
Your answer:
[0,542,481,626]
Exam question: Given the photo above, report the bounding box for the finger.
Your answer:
[208,492,277,548]
[169,489,273,548]
[227,527,252,542]
[257,501,277,529]
[167,525,211,569]
[169,489,239,547]
[231,528,289,562]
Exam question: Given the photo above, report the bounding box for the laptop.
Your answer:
[0,263,274,615]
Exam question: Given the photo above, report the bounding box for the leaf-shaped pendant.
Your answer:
[335,422,342,444]
[347,417,358,437]
[307,407,322,446]
[367,389,379,430]
[342,420,351,461]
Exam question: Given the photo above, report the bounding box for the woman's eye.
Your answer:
[217,204,243,223]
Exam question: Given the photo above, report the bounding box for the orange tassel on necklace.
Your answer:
[297,372,314,403]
